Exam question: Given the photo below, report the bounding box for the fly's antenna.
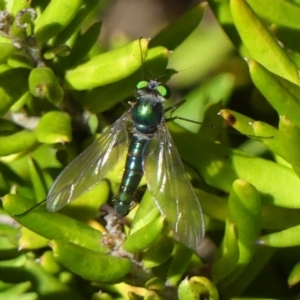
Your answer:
[157,69,178,83]
[138,38,175,82]
[139,37,156,80]
[139,37,145,80]
[14,199,46,217]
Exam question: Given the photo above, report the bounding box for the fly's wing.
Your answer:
[46,113,130,212]
[143,123,205,249]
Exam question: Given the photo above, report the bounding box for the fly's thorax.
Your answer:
[131,95,164,134]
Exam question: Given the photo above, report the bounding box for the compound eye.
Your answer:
[157,84,171,99]
[136,80,149,90]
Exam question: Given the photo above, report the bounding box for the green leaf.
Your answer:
[218,180,261,286]
[145,277,165,291]
[174,74,234,134]
[143,236,174,269]
[34,111,72,144]
[170,123,300,209]
[230,0,300,85]
[10,1,34,38]
[209,0,248,55]
[64,38,148,90]
[57,21,102,69]
[91,292,113,300]
[0,38,17,63]
[0,255,84,300]
[248,59,300,128]
[143,291,162,300]
[2,194,107,252]
[44,45,71,60]
[178,277,219,300]
[23,256,85,300]
[247,0,300,29]
[79,45,170,113]
[52,0,99,47]
[11,91,33,112]
[29,67,64,103]
[0,130,37,157]
[198,188,300,231]
[261,206,300,231]
[288,260,300,288]
[51,240,131,282]
[122,216,164,253]
[130,190,160,235]
[150,3,206,49]
[0,68,30,116]
[167,244,193,286]
[258,224,300,247]
[18,227,49,250]
[212,223,239,283]
[40,250,62,274]
[0,224,19,259]
[11,0,31,17]
[220,247,275,297]
[0,281,33,297]
[219,109,285,159]
[279,116,300,179]
[28,157,47,201]
[34,0,84,43]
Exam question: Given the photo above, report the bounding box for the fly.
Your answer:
[46,79,205,249]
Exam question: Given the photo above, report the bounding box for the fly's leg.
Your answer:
[164,99,205,125]
[164,99,186,115]
[14,199,46,216]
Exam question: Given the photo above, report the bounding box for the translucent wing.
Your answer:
[144,123,205,249]
[47,113,130,211]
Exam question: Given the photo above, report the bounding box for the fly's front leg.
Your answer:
[164,100,204,125]
[164,99,186,116]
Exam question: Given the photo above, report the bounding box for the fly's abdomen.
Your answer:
[114,135,148,216]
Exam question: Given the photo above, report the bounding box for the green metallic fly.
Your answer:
[46,79,205,249]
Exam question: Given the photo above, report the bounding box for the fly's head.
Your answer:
[136,80,171,103]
